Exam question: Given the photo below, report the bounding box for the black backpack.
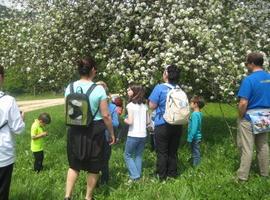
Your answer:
[65,82,99,127]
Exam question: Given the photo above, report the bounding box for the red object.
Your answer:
[113,97,123,107]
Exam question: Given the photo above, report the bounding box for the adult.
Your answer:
[0,65,25,200]
[64,58,115,200]
[237,52,270,181]
[148,65,183,180]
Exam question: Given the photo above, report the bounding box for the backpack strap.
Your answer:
[86,83,97,97]
[0,92,6,99]
[70,82,74,94]
[86,84,100,119]
[0,93,7,130]
[0,121,8,130]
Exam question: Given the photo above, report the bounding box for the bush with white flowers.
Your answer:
[0,0,269,99]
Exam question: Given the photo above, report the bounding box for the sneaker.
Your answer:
[126,178,139,185]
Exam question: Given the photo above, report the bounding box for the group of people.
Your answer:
[0,52,269,200]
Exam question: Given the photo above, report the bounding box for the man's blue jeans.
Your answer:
[124,136,146,180]
[191,140,201,166]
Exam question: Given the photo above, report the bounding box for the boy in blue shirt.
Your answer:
[187,96,205,167]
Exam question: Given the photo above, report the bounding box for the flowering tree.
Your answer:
[0,0,269,99]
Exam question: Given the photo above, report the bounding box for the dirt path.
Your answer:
[17,98,65,113]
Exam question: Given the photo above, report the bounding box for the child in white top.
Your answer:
[124,84,149,181]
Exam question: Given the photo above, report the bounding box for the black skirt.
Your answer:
[67,120,106,173]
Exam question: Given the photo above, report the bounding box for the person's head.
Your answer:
[245,52,264,73]
[96,81,108,95]
[127,83,145,104]
[190,95,205,111]
[38,113,51,126]
[77,57,97,79]
[0,65,4,86]
[113,96,123,107]
[163,65,180,84]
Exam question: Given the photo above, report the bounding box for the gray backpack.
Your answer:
[65,83,99,127]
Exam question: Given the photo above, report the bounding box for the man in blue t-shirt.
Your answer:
[237,52,270,181]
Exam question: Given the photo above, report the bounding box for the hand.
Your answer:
[124,118,128,124]
[20,111,25,121]
[109,133,115,145]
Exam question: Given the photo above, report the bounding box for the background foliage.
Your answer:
[0,0,269,98]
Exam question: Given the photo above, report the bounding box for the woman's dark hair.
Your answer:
[166,65,180,84]
[128,84,145,104]
[77,57,97,76]
[0,65,4,77]
[246,52,264,67]
[38,112,51,124]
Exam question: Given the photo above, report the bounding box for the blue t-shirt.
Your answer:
[187,112,202,142]
[105,102,119,142]
[148,83,176,126]
[238,71,270,119]
[65,80,107,121]
[109,102,119,128]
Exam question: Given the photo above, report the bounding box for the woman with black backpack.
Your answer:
[64,57,115,200]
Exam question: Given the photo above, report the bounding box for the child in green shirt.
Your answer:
[31,113,51,172]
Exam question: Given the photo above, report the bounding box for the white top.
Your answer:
[126,102,148,138]
[0,92,25,167]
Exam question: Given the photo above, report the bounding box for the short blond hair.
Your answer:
[96,81,108,94]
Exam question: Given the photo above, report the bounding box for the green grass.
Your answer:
[10,103,270,200]
[14,92,63,101]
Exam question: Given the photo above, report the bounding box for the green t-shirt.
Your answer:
[31,119,45,152]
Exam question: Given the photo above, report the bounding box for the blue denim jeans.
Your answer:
[124,136,146,180]
[191,140,201,166]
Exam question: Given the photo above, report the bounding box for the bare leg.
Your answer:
[65,168,79,198]
[85,173,99,200]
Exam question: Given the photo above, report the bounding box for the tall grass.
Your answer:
[10,103,270,200]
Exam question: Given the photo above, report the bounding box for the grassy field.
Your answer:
[9,103,270,200]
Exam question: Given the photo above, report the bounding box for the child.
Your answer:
[187,96,205,167]
[124,84,149,182]
[112,96,123,116]
[112,95,125,143]
[97,81,119,184]
[31,112,51,172]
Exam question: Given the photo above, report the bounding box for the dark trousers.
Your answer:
[150,134,156,152]
[154,124,182,179]
[116,123,129,142]
[33,151,44,172]
[101,141,112,184]
[0,164,13,200]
